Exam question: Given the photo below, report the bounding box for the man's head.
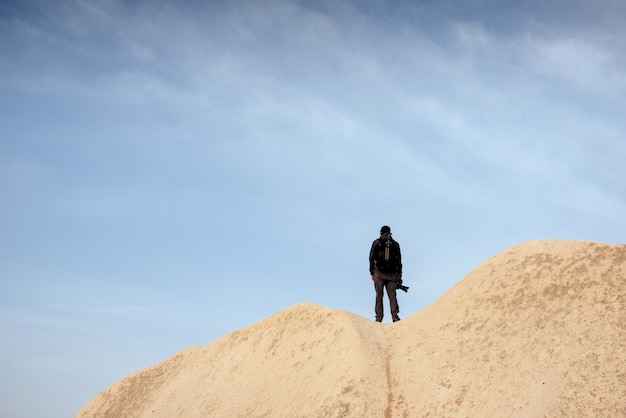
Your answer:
[380,225,391,234]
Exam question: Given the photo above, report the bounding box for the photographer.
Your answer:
[369,225,404,322]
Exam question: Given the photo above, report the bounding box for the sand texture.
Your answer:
[76,240,626,417]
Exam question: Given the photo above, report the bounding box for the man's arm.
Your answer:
[369,239,378,277]
[396,242,403,279]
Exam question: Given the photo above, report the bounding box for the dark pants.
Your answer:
[374,269,399,322]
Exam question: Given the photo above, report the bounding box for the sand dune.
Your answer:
[76,240,626,417]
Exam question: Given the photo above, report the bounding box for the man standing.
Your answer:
[369,225,403,322]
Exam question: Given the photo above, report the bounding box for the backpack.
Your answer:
[374,238,400,274]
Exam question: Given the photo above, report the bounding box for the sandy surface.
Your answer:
[76,240,626,417]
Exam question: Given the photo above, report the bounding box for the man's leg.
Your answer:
[385,279,400,321]
[374,275,385,322]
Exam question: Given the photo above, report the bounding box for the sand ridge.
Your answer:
[76,240,626,417]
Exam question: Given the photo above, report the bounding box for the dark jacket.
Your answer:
[369,232,402,277]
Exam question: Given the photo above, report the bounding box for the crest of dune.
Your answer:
[77,240,626,417]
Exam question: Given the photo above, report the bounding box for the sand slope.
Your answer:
[76,240,626,417]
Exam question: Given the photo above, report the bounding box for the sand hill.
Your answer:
[76,240,626,417]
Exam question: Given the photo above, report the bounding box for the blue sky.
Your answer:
[1,0,625,416]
